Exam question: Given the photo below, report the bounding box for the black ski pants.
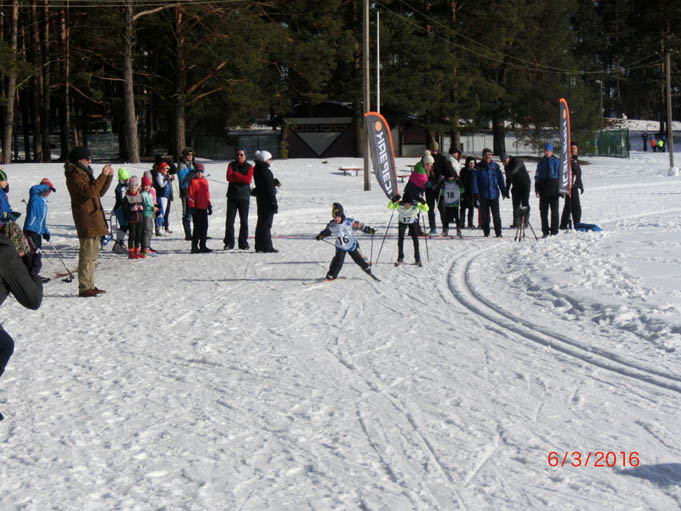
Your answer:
[560,192,582,229]
[224,198,250,249]
[425,186,437,231]
[539,194,560,236]
[479,197,502,237]
[460,199,475,228]
[397,223,420,262]
[511,183,531,227]
[255,205,275,252]
[326,246,369,279]
[127,222,142,249]
[0,326,14,379]
[439,205,461,232]
[191,208,209,250]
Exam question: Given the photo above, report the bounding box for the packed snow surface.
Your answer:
[1,150,680,510]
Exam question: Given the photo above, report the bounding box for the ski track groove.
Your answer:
[446,244,681,396]
[321,299,468,510]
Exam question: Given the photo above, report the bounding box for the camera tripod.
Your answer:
[514,206,538,241]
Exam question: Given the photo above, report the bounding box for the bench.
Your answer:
[338,167,362,176]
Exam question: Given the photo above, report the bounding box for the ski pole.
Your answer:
[370,231,374,268]
[47,239,75,282]
[421,214,430,263]
[374,208,395,265]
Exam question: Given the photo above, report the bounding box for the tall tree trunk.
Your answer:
[123,1,140,162]
[173,7,186,160]
[353,98,363,157]
[31,1,43,162]
[492,109,506,155]
[59,5,71,159]
[20,90,31,161]
[1,1,19,164]
[41,1,51,162]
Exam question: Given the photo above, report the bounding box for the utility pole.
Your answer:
[363,0,371,191]
[376,10,380,114]
[666,51,675,170]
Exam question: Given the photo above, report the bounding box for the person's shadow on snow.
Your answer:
[619,463,681,487]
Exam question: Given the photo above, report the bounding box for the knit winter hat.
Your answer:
[0,169,6,181]
[500,152,510,162]
[429,141,439,152]
[182,147,194,155]
[69,146,91,164]
[544,143,554,152]
[422,150,434,165]
[255,150,272,162]
[194,162,205,173]
[158,162,169,172]
[141,175,152,188]
[332,202,345,218]
[128,175,139,188]
[40,178,56,192]
[118,168,129,181]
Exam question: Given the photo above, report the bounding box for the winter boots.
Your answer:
[128,248,144,259]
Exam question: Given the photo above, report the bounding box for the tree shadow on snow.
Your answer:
[184,277,364,283]
[619,463,681,487]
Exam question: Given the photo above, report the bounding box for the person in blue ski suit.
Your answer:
[473,148,506,237]
[315,202,376,280]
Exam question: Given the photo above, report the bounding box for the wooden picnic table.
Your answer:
[338,167,362,176]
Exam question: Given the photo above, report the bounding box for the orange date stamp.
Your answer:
[548,451,639,468]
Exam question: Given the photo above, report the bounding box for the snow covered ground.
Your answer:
[1,149,680,510]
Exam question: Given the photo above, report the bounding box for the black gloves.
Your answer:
[392,194,401,202]
[8,211,21,222]
[273,178,281,188]
[315,233,324,241]
[250,187,257,196]
[43,233,50,242]
[208,205,213,215]
[579,187,584,194]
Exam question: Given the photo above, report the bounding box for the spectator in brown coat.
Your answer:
[64,147,114,297]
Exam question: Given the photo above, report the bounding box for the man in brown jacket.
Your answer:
[64,147,114,297]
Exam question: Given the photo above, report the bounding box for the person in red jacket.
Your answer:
[224,148,254,250]
[187,162,212,253]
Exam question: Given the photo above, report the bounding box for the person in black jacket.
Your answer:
[501,153,531,228]
[459,157,476,229]
[560,142,585,229]
[253,150,279,253]
[425,141,451,234]
[224,148,254,250]
[0,226,43,419]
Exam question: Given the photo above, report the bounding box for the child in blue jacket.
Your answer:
[23,178,55,282]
